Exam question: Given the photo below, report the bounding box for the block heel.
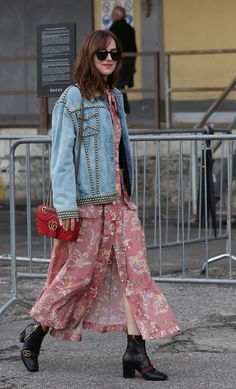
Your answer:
[123,363,135,378]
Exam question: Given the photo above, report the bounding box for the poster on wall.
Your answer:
[101,0,134,29]
[37,23,76,97]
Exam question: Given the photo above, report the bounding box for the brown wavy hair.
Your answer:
[73,30,122,99]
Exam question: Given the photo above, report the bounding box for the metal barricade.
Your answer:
[0,137,51,315]
[0,133,236,317]
[0,135,51,262]
[130,133,236,284]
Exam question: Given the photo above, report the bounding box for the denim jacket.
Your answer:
[51,85,133,219]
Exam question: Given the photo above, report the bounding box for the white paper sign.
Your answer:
[101,0,134,30]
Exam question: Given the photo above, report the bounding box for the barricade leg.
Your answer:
[0,140,32,317]
[201,139,236,273]
[0,137,50,317]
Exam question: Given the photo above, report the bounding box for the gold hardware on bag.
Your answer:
[23,350,32,357]
[42,206,56,214]
[48,221,57,231]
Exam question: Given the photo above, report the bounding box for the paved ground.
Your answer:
[0,207,236,389]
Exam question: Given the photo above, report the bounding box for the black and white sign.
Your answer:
[37,23,76,97]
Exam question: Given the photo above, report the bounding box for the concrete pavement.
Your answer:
[0,207,236,389]
[1,282,236,389]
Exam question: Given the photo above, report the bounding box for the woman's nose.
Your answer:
[106,52,112,60]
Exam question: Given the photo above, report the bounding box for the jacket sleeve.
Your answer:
[51,100,78,219]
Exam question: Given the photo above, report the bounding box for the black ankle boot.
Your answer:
[19,322,48,372]
[123,335,168,381]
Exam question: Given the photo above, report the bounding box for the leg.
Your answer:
[117,80,130,114]
[123,294,141,335]
[122,92,130,114]
[41,324,49,332]
[122,295,168,381]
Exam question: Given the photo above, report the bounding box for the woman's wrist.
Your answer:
[59,218,78,231]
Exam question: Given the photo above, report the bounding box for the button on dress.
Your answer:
[30,90,180,341]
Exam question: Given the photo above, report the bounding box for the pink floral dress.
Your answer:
[30,90,180,341]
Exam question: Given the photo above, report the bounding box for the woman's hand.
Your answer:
[59,218,77,231]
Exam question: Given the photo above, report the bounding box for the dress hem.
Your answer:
[31,311,180,341]
[83,321,127,334]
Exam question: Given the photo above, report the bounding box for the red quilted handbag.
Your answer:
[36,205,81,241]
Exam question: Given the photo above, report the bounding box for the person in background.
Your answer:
[109,5,137,113]
[19,30,180,381]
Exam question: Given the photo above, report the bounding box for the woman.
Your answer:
[20,30,180,381]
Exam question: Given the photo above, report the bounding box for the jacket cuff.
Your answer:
[56,208,79,220]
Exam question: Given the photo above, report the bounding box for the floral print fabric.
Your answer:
[30,90,180,341]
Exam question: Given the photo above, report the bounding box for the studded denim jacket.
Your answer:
[51,85,133,219]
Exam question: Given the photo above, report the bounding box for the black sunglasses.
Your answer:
[95,49,121,61]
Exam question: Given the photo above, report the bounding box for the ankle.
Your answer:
[127,334,144,343]
[40,324,49,333]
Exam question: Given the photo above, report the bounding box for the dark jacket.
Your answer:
[110,19,137,87]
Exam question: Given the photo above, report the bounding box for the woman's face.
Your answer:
[93,38,118,79]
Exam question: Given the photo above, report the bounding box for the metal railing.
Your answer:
[0,133,236,317]
[165,48,236,129]
[0,55,49,133]
[0,135,51,263]
[165,49,236,217]
[0,51,161,132]
[130,133,236,281]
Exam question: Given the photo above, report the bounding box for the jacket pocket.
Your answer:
[76,108,100,137]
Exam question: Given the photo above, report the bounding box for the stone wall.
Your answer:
[0,132,232,215]
[134,154,191,219]
[0,129,50,204]
[1,133,191,207]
